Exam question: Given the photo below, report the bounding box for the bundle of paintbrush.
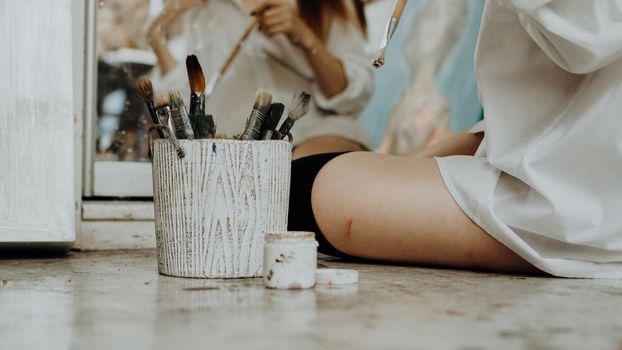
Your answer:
[138,54,311,143]
[137,56,215,141]
[137,79,187,143]
[238,90,311,141]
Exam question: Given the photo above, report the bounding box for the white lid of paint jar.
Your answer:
[316,269,359,285]
[265,231,316,242]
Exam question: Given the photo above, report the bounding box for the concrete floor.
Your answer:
[1,250,622,350]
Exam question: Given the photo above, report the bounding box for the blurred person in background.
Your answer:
[148,0,373,158]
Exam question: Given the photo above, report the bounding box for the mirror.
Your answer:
[96,0,158,162]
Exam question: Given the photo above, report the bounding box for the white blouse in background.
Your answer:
[436,0,622,277]
[152,0,372,146]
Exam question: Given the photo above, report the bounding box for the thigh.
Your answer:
[293,136,366,159]
[311,152,539,273]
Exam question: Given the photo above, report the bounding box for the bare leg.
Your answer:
[293,136,366,159]
[311,135,539,274]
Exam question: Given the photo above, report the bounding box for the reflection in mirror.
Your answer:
[95,0,262,162]
[96,0,156,162]
[94,0,392,163]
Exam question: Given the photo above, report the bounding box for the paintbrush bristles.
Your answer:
[137,78,154,101]
[254,90,273,111]
[168,90,194,140]
[137,78,164,138]
[239,90,273,140]
[154,95,170,110]
[186,55,206,93]
[277,91,311,140]
[168,90,185,108]
[288,92,311,121]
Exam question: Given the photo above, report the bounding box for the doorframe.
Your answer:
[82,0,97,197]
[74,0,156,250]
[72,0,86,246]
[81,0,156,198]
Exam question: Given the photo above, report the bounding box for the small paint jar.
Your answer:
[263,231,318,289]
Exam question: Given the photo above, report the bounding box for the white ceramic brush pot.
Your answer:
[150,138,292,278]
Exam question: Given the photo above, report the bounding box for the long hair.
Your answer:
[297,0,367,42]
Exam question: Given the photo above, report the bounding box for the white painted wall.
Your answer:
[72,0,85,246]
[0,0,75,243]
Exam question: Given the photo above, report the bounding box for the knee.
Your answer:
[311,152,366,253]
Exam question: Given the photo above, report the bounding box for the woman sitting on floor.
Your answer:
[289,0,622,278]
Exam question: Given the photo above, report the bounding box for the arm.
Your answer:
[415,132,484,159]
[147,0,205,76]
[496,0,622,74]
[296,32,348,99]
[148,33,177,76]
[253,0,347,98]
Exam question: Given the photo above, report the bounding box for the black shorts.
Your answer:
[288,152,349,257]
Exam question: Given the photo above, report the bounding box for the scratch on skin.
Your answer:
[345,218,353,238]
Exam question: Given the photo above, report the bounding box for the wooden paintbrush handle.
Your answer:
[218,17,259,78]
[391,0,407,21]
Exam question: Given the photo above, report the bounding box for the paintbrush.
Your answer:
[278,92,311,140]
[186,55,216,138]
[137,78,164,138]
[154,94,173,133]
[186,55,206,116]
[239,90,273,140]
[191,114,216,139]
[261,103,285,140]
[168,90,195,140]
[373,0,408,69]
[206,17,259,96]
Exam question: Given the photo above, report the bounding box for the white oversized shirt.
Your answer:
[436,0,622,277]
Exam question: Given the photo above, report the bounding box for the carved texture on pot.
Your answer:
[152,139,292,278]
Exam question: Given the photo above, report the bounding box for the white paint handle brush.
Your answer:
[206,18,259,96]
[373,0,408,69]
[240,90,273,140]
[278,92,311,140]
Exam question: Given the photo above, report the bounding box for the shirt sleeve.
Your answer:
[311,20,374,115]
[469,120,485,134]
[496,0,622,74]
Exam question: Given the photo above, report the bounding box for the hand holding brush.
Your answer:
[205,17,259,96]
